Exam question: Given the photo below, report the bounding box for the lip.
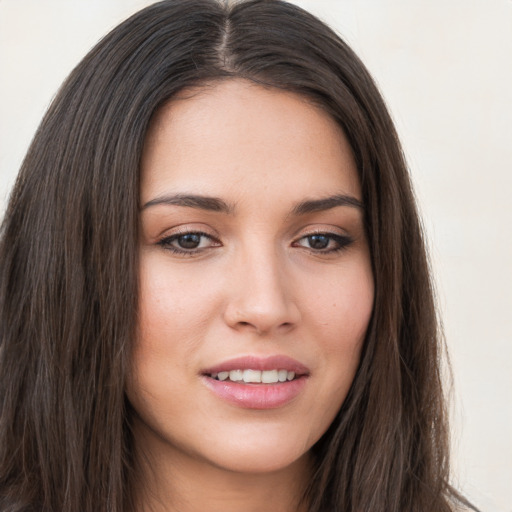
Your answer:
[201,355,309,410]
[202,355,309,375]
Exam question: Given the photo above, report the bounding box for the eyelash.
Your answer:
[157,230,353,256]
[292,232,353,254]
[157,230,220,256]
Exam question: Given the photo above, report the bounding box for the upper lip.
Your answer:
[202,355,310,376]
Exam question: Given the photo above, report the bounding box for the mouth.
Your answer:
[208,369,298,383]
[202,354,309,383]
[201,355,309,409]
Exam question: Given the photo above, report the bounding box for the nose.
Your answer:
[223,247,301,336]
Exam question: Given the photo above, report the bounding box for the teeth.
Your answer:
[261,369,279,383]
[243,369,261,383]
[211,369,298,383]
[229,369,243,381]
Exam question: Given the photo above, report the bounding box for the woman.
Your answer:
[0,1,478,511]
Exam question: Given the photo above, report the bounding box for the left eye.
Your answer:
[158,231,219,253]
[294,233,352,252]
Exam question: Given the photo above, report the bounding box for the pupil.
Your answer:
[309,235,329,249]
[178,234,201,249]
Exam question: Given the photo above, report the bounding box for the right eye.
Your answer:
[157,231,221,255]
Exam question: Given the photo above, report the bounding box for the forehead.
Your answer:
[140,79,360,206]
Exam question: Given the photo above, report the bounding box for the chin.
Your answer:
[178,417,317,476]
[213,457,304,475]
[208,441,310,475]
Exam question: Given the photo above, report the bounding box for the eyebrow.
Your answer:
[141,192,363,215]
[142,194,233,213]
[291,194,363,215]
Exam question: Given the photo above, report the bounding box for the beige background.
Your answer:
[1,1,511,511]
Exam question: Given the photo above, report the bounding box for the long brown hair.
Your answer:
[0,1,477,511]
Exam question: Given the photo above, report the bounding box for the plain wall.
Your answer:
[1,1,511,511]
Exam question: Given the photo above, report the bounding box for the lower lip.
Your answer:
[202,376,308,409]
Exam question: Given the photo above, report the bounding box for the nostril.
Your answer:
[224,297,301,334]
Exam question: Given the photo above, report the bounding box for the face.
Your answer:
[129,79,374,477]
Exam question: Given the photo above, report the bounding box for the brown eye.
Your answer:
[157,231,221,255]
[176,233,202,249]
[293,233,353,253]
[307,235,330,250]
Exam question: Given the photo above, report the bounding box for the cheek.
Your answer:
[127,264,199,434]
[298,258,373,422]
[129,260,204,400]
[137,256,222,345]
[303,258,374,349]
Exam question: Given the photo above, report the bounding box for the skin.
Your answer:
[128,79,374,512]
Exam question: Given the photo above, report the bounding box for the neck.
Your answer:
[131,424,312,512]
